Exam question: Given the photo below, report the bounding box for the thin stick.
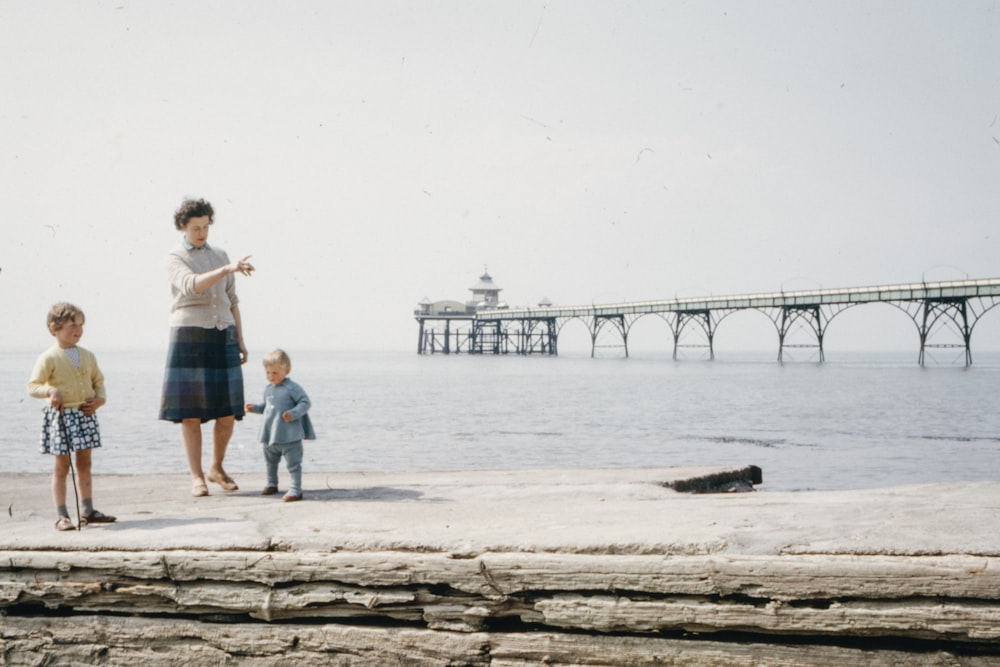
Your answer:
[59,412,82,531]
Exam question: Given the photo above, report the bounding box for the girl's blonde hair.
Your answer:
[47,302,85,333]
[262,349,291,371]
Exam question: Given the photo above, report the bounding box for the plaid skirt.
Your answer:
[159,326,245,423]
[40,406,102,456]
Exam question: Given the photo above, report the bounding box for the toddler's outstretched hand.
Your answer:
[244,403,255,413]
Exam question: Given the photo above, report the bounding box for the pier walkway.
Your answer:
[417,277,1000,364]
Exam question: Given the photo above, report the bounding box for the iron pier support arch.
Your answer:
[668,309,717,361]
[774,305,826,363]
[591,314,629,358]
[884,294,1000,366]
[917,298,972,366]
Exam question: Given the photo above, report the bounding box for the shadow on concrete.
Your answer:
[102,516,248,531]
[306,487,428,502]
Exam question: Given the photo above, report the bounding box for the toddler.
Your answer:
[245,349,315,501]
[27,303,117,530]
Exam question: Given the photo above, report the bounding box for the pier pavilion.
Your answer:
[415,277,1000,365]
[414,270,508,354]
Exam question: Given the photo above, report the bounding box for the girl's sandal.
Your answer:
[81,510,117,524]
[55,516,75,531]
[192,480,210,497]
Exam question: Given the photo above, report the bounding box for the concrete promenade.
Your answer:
[2,466,1000,665]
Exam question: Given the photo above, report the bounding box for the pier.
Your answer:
[415,276,1000,365]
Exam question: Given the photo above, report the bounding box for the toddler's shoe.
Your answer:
[283,494,303,503]
[261,486,279,496]
[55,515,75,531]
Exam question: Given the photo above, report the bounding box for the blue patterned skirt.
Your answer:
[159,326,245,423]
[40,407,102,456]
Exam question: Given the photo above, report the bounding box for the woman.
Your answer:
[159,198,255,497]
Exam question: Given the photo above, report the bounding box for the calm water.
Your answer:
[4,348,999,492]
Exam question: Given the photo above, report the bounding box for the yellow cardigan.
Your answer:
[27,345,106,409]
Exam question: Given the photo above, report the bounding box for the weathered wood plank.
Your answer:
[4,550,999,599]
[2,615,998,667]
[4,551,1000,642]
[9,577,999,641]
[533,593,1000,641]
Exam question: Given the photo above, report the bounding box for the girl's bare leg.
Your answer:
[75,448,93,501]
[52,455,70,509]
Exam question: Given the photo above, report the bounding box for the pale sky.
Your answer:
[2,1,999,354]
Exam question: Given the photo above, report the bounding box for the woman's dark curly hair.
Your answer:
[174,198,215,230]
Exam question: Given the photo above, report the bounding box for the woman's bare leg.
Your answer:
[181,418,205,484]
[210,415,234,476]
[207,416,238,490]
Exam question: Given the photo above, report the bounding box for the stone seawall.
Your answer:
[2,467,999,665]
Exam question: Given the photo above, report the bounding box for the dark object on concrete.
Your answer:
[664,464,763,493]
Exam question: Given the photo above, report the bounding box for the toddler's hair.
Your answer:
[174,198,215,230]
[47,302,85,332]
[263,349,292,371]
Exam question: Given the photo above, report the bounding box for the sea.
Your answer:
[4,347,999,492]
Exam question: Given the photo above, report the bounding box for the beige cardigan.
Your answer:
[27,345,106,409]
[166,243,240,329]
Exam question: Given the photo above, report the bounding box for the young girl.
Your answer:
[245,349,316,502]
[27,303,117,531]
